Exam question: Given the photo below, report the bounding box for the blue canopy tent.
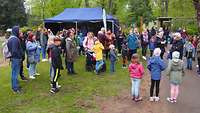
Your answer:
[44,7,119,35]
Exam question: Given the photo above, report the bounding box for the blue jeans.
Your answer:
[67,62,74,73]
[96,60,104,72]
[187,58,192,69]
[41,46,46,59]
[131,78,141,97]
[29,63,36,76]
[11,58,21,91]
[110,61,115,73]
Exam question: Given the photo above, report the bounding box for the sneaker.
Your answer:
[134,97,143,102]
[50,88,59,94]
[142,56,147,60]
[154,97,160,102]
[13,89,22,94]
[173,98,177,103]
[35,73,40,76]
[21,77,28,81]
[56,82,61,88]
[29,76,35,79]
[167,97,174,103]
[149,97,154,102]
[196,65,199,68]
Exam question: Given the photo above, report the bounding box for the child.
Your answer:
[121,40,128,68]
[109,44,117,73]
[92,39,105,75]
[184,37,195,70]
[50,37,63,93]
[147,48,166,102]
[128,54,144,102]
[77,33,85,55]
[166,51,184,103]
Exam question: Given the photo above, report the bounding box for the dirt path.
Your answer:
[98,58,200,113]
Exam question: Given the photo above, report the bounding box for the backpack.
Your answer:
[2,40,11,59]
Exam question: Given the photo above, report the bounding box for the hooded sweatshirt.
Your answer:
[166,59,184,85]
[7,26,23,59]
[147,56,166,80]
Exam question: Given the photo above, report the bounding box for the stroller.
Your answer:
[85,51,96,71]
[85,50,106,72]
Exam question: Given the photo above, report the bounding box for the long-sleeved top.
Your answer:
[7,26,23,59]
[129,63,144,79]
[51,45,63,69]
[109,49,117,62]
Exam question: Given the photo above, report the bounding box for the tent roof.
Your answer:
[44,7,117,23]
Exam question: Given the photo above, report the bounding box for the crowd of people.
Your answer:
[2,25,200,104]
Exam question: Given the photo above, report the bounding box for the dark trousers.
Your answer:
[198,58,200,71]
[20,60,25,79]
[117,38,123,53]
[52,68,60,89]
[79,45,85,55]
[67,62,74,73]
[150,50,153,57]
[160,52,165,59]
[105,49,110,59]
[142,46,147,56]
[128,49,137,61]
[150,79,160,97]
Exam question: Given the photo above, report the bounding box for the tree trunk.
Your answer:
[108,0,113,14]
[165,0,169,16]
[161,0,165,16]
[85,0,89,7]
[193,0,200,32]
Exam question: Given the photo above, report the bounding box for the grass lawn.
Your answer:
[0,56,132,113]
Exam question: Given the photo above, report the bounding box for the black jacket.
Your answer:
[52,45,63,69]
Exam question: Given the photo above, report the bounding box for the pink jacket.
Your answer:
[128,63,144,79]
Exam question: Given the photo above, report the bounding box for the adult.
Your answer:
[19,32,28,81]
[26,33,41,79]
[105,30,115,59]
[40,28,48,62]
[7,26,23,93]
[117,29,126,54]
[127,28,139,61]
[97,28,106,47]
[140,29,149,60]
[155,31,166,59]
[169,33,184,59]
[66,31,78,75]
[83,32,96,51]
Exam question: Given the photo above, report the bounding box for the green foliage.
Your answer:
[0,0,27,30]
[129,0,153,26]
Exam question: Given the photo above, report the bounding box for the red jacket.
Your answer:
[129,63,144,79]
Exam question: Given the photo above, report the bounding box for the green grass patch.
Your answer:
[0,56,130,113]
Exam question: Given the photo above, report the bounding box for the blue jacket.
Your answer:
[147,56,166,80]
[26,41,41,63]
[127,33,138,50]
[109,49,117,62]
[7,26,23,59]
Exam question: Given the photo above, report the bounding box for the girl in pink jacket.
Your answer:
[129,54,144,102]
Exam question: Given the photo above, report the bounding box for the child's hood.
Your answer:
[149,56,162,64]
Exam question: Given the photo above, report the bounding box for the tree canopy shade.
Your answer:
[0,0,27,30]
[44,7,117,23]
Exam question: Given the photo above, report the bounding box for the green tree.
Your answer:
[129,0,153,26]
[0,0,27,30]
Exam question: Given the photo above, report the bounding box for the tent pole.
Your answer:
[75,21,78,36]
[112,20,114,34]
